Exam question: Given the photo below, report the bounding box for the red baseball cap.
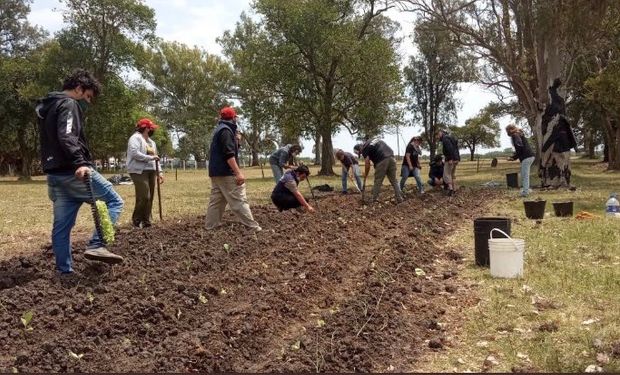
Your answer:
[136,118,159,130]
[220,107,236,120]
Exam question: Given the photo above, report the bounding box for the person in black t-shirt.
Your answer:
[335,148,362,194]
[354,139,404,203]
[399,136,425,194]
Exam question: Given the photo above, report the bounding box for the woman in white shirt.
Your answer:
[126,118,164,228]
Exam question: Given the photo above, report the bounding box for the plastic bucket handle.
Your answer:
[489,228,520,252]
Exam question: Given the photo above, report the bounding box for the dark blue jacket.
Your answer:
[208,120,238,177]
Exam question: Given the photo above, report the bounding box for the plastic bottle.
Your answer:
[605,193,620,218]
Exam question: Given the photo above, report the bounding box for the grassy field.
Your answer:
[1,158,619,372]
[418,158,620,373]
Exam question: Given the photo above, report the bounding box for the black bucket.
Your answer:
[524,200,546,219]
[506,172,519,188]
[474,217,511,267]
[553,201,573,217]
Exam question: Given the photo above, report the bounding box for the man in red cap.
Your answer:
[205,107,261,231]
[126,117,164,227]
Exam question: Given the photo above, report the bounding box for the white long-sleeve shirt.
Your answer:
[126,132,158,174]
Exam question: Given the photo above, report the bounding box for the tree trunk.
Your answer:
[313,133,321,166]
[318,128,335,175]
[605,116,620,170]
[16,127,32,181]
[584,127,596,159]
[250,149,260,167]
[470,147,475,161]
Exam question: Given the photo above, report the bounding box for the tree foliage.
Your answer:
[451,106,500,161]
[404,19,471,158]
[139,41,234,162]
[223,0,404,175]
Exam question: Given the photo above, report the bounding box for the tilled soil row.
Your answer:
[0,187,500,372]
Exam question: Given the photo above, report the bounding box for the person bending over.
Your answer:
[271,165,315,213]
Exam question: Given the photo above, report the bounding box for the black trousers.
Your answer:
[271,191,302,211]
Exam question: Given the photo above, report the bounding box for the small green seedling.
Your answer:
[86,292,95,303]
[414,268,426,276]
[223,243,231,253]
[198,293,208,304]
[20,311,33,330]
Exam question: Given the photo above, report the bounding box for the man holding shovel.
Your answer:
[335,148,362,194]
[354,139,404,204]
[126,118,164,228]
[36,69,124,274]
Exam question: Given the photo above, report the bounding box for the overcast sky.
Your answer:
[28,0,514,156]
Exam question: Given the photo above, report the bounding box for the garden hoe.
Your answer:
[306,175,319,210]
[348,170,362,194]
[155,159,163,221]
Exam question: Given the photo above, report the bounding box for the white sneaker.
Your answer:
[84,247,124,264]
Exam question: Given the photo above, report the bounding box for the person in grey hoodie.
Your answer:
[126,118,164,228]
[268,144,302,183]
[36,69,124,273]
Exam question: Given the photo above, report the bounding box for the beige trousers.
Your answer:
[443,161,459,188]
[205,176,260,230]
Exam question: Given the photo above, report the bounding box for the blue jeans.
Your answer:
[341,165,362,192]
[47,169,124,273]
[520,156,535,196]
[270,163,283,183]
[400,165,424,193]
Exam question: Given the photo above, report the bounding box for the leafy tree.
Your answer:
[139,41,233,162]
[451,107,500,161]
[0,0,47,178]
[59,0,156,80]
[404,19,471,158]
[402,0,610,162]
[225,0,404,175]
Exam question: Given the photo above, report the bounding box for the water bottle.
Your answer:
[606,193,620,218]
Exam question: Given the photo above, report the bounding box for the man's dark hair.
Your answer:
[62,69,101,97]
[289,144,302,154]
[295,164,310,176]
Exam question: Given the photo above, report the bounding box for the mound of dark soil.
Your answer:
[0,188,500,372]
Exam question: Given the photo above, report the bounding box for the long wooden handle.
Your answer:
[155,160,163,221]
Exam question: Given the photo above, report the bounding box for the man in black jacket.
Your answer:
[437,129,460,196]
[205,107,261,231]
[37,69,124,274]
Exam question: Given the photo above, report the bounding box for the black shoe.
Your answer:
[142,221,152,228]
[341,191,348,195]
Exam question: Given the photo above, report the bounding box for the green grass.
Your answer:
[418,158,620,373]
[1,158,618,373]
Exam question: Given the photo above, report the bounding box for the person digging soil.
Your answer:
[271,165,315,213]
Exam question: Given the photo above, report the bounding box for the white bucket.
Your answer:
[488,228,524,278]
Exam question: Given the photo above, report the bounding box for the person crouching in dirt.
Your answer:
[269,144,302,183]
[271,165,316,213]
[428,155,447,190]
[335,148,362,194]
[205,107,262,232]
[354,139,404,204]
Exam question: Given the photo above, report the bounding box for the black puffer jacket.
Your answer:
[36,92,92,173]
